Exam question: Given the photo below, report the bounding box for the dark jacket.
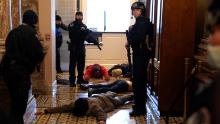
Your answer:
[128,16,153,53]
[1,24,45,74]
[68,21,89,46]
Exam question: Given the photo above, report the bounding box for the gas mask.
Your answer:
[207,45,220,69]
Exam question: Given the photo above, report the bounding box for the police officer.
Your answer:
[56,15,68,73]
[1,10,45,123]
[126,2,153,116]
[68,11,89,86]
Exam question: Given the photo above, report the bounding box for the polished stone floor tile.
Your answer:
[22,77,183,124]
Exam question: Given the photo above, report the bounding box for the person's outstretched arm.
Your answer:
[60,23,68,31]
[44,103,74,114]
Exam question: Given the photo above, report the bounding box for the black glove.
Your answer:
[86,35,102,50]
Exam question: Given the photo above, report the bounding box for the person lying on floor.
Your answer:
[108,64,132,78]
[80,80,132,96]
[36,92,133,124]
[84,64,110,83]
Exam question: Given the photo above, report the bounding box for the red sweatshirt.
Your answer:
[84,64,110,81]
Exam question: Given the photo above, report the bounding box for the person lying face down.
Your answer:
[108,64,132,78]
[84,64,110,82]
[80,80,133,96]
[36,92,133,124]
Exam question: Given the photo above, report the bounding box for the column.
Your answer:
[38,0,56,84]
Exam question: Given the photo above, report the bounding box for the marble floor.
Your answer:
[0,73,183,124]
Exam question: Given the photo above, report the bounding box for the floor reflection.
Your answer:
[21,78,183,124]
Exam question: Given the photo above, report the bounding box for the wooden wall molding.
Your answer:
[158,0,196,114]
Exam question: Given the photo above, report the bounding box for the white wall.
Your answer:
[86,33,128,69]
[56,0,77,25]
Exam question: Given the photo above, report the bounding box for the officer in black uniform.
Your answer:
[126,2,153,116]
[56,15,68,73]
[68,11,100,87]
[1,10,45,124]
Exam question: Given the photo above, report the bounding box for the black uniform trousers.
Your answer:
[3,65,31,124]
[69,44,86,84]
[132,47,149,113]
[56,47,62,72]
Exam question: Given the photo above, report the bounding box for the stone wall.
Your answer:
[0,0,23,39]
[0,0,10,39]
[22,0,38,15]
[12,0,21,29]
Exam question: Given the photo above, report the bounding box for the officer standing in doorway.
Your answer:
[68,12,90,87]
[1,10,45,123]
[126,2,153,116]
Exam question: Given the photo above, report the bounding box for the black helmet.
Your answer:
[22,10,38,26]
[131,2,146,10]
[131,2,146,15]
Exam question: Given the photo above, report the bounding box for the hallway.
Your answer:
[22,73,183,124]
[1,0,216,123]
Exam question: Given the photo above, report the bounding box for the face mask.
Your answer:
[207,45,220,69]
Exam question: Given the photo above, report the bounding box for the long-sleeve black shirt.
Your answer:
[2,24,45,74]
[128,16,153,51]
[68,21,88,46]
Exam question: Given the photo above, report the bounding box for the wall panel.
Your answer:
[158,0,196,114]
[0,0,10,39]
[11,0,21,29]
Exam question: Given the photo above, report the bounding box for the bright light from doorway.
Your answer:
[87,0,131,32]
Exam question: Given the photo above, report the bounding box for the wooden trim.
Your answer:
[158,0,196,113]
